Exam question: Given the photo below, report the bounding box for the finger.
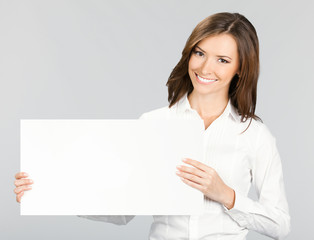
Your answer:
[14,179,33,187]
[14,185,32,194]
[16,192,24,203]
[180,177,204,193]
[176,171,205,185]
[176,165,207,178]
[15,172,29,179]
[182,158,213,172]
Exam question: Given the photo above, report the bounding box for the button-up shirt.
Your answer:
[79,93,290,239]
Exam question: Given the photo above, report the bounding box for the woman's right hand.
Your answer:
[14,172,33,203]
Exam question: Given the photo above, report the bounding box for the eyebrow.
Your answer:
[195,45,232,60]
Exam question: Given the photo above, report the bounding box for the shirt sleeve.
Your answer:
[224,124,291,240]
[75,113,147,225]
[139,112,147,120]
[77,215,135,225]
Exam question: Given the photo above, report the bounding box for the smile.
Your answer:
[195,73,217,84]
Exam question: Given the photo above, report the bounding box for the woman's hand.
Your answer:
[14,172,33,203]
[176,158,235,210]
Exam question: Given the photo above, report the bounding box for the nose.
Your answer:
[200,59,214,76]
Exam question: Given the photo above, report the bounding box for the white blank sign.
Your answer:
[20,119,205,215]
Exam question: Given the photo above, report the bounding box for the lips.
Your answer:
[195,73,217,84]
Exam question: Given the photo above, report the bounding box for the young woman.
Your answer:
[14,12,291,239]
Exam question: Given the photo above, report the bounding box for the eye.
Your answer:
[218,58,229,64]
[193,50,204,57]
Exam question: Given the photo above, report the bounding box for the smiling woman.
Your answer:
[187,34,240,129]
[167,12,260,131]
[14,12,290,240]
[187,34,240,123]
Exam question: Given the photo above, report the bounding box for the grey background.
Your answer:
[0,0,313,239]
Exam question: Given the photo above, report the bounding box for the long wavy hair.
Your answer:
[166,12,262,131]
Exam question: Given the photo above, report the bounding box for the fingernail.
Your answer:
[176,165,182,169]
[23,173,29,177]
[182,158,187,162]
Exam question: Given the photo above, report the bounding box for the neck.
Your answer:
[187,91,229,119]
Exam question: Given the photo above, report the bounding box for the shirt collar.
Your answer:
[175,92,240,122]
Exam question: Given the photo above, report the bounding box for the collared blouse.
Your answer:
[79,93,290,240]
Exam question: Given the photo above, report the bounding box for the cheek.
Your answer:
[216,66,238,81]
[188,56,200,70]
[188,61,196,79]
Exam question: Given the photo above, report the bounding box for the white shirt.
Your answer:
[79,93,291,240]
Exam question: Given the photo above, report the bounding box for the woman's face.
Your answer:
[188,34,240,98]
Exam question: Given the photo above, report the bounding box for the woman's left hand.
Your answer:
[176,158,235,210]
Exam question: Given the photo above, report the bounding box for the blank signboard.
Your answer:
[20,119,205,215]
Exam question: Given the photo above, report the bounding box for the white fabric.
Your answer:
[79,93,290,240]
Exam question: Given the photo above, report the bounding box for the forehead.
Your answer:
[196,34,238,57]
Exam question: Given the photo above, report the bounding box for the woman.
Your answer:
[14,12,291,239]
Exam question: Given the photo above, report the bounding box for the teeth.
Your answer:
[197,74,217,83]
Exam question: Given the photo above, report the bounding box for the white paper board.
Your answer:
[20,119,204,215]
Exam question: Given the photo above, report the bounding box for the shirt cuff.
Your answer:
[223,191,253,227]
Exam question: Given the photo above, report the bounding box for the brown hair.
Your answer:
[166,12,262,131]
